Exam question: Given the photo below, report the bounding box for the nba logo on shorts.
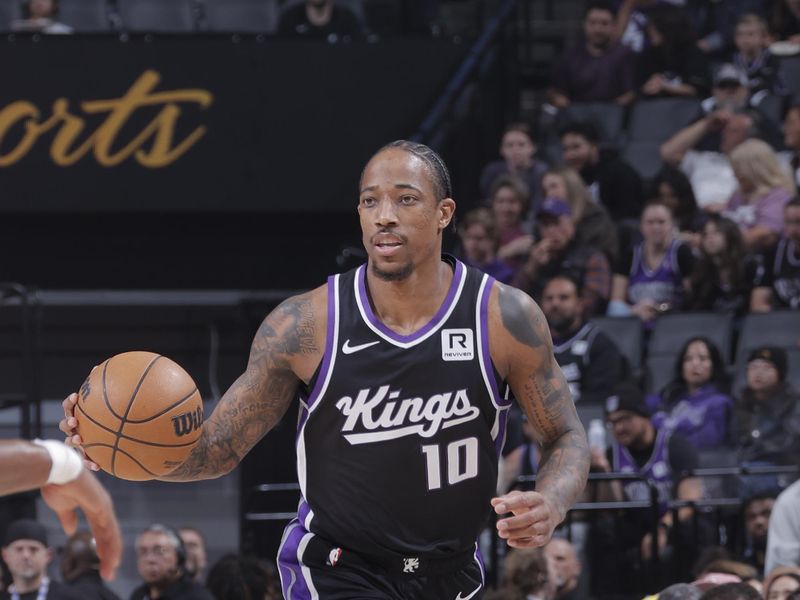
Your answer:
[441,329,474,362]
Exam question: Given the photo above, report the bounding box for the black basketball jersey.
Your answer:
[294,257,512,559]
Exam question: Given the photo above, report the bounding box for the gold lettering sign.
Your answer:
[0,69,212,168]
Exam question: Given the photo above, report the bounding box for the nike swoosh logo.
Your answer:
[455,583,481,600]
[341,339,380,355]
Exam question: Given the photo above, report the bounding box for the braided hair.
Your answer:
[364,140,453,201]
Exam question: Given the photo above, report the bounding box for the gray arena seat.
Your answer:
[0,0,22,31]
[59,0,111,32]
[589,316,643,373]
[203,0,278,33]
[117,0,196,32]
[627,98,702,142]
[622,140,664,180]
[362,0,401,36]
[645,353,676,395]
[557,102,626,147]
[649,312,734,363]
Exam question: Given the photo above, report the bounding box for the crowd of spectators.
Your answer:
[459,0,800,598]
[0,519,279,600]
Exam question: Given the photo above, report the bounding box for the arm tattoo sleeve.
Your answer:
[498,285,590,519]
[162,294,316,481]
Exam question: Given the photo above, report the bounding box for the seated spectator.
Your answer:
[547,0,636,107]
[661,69,760,209]
[687,215,757,317]
[650,166,706,246]
[488,175,533,271]
[456,208,514,284]
[479,122,548,215]
[489,547,554,600]
[544,538,582,600]
[542,276,625,405]
[733,347,800,468]
[206,553,280,600]
[560,121,645,221]
[609,201,695,326]
[769,0,800,44]
[178,527,207,584]
[60,530,121,600]
[542,166,618,261]
[277,0,364,41]
[764,569,800,600]
[514,199,611,317]
[1,518,82,600]
[766,480,800,574]
[591,383,703,585]
[740,493,776,576]
[129,524,214,600]
[751,197,800,311]
[779,103,800,188]
[733,14,785,99]
[723,139,796,251]
[657,583,703,600]
[12,0,72,34]
[647,336,733,450]
[637,4,711,99]
[699,582,761,600]
[691,0,765,56]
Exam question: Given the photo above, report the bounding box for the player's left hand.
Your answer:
[491,490,561,548]
[41,469,122,581]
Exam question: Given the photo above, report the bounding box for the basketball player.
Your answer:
[0,439,121,580]
[61,141,590,599]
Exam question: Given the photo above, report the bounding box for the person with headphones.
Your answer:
[129,525,213,600]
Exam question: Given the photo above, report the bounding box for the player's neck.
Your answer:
[366,256,453,336]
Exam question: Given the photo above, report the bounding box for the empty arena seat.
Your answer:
[203,0,278,33]
[627,98,702,142]
[362,0,401,36]
[0,0,22,31]
[645,353,676,395]
[649,312,734,363]
[117,0,196,32]
[557,102,626,146]
[59,0,111,32]
[589,316,643,373]
[622,140,664,179]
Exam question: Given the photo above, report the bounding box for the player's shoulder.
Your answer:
[271,284,328,323]
[487,281,543,334]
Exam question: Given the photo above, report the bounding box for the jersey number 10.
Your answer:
[421,437,479,491]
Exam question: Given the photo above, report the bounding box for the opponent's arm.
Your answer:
[490,284,590,547]
[162,291,321,481]
[0,440,122,580]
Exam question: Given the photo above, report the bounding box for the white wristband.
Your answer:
[33,439,84,485]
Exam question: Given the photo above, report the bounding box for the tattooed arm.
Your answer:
[60,287,327,482]
[489,283,590,547]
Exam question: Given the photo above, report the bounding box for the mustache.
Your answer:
[370,229,408,245]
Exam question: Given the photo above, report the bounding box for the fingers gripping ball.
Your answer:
[75,351,204,481]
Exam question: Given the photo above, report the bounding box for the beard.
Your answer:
[372,261,414,282]
[548,314,578,336]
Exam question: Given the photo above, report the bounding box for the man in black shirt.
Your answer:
[60,531,120,600]
[541,276,624,406]
[559,121,644,221]
[0,519,82,600]
[128,525,213,600]
[751,198,800,311]
[277,0,364,41]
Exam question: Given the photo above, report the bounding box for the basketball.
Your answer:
[74,351,204,481]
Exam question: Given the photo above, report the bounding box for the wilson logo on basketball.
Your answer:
[171,407,204,437]
[79,377,91,401]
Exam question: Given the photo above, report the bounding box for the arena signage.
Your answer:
[0,37,465,213]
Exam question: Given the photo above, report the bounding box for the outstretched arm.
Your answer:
[490,284,590,547]
[0,440,122,580]
[60,289,325,482]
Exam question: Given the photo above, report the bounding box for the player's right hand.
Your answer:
[59,393,100,472]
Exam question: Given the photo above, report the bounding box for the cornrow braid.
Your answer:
[368,140,453,200]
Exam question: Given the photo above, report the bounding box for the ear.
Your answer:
[438,198,456,231]
[46,547,54,564]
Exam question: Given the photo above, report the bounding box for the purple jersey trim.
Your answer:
[303,275,337,411]
[356,259,465,343]
[277,520,312,600]
[479,276,508,407]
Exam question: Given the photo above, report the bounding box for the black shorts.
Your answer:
[277,519,485,600]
